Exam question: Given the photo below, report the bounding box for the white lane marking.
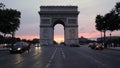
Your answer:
[46,63,50,68]
[61,48,66,59]
[14,59,24,64]
[81,52,107,67]
[91,57,106,67]
[45,48,57,68]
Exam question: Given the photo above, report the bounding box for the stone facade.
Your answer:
[39,6,79,45]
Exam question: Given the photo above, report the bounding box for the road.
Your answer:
[0,45,120,68]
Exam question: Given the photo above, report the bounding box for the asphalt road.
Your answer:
[0,45,120,68]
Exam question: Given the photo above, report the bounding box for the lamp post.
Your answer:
[110,33,111,47]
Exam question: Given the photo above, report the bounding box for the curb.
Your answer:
[0,48,9,51]
[107,48,120,51]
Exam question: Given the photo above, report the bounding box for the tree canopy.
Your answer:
[104,10,119,31]
[0,3,21,37]
[95,15,105,32]
[95,2,120,47]
[95,2,120,33]
[115,2,120,29]
[115,2,120,15]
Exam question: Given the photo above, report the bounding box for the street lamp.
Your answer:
[110,32,111,47]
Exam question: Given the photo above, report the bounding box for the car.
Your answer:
[35,44,40,47]
[70,44,80,47]
[9,42,30,54]
[90,43,104,50]
[88,43,94,47]
[95,44,104,50]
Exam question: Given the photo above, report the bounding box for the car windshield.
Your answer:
[13,42,23,47]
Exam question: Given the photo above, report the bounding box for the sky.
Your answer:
[1,0,120,43]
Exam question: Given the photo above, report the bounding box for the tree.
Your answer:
[95,2,120,47]
[0,3,21,37]
[95,15,104,32]
[115,2,120,30]
[115,2,120,16]
[32,38,39,44]
[104,10,119,32]
[53,40,58,44]
[104,10,119,46]
[95,15,107,43]
[0,3,5,9]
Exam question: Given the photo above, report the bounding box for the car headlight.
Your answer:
[96,46,99,48]
[17,48,21,50]
[9,48,12,50]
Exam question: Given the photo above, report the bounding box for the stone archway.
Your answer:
[53,20,65,43]
[39,6,79,46]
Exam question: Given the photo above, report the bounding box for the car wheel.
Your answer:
[10,51,13,54]
[20,50,23,53]
[101,48,103,50]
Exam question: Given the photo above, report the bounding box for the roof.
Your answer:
[40,6,78,8]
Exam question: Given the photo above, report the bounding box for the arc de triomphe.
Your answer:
[39,6,79,46]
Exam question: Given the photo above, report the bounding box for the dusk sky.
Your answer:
[1,0,120,42]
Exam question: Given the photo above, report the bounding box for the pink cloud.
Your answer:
[16,35,39,40]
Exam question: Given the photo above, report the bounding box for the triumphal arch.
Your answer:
[39,6,79,45]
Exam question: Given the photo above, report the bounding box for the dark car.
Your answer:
[70,44,80,47]
[35,44,40,47]
[88,43,94,47]
[95,44,104,50]
[90,43,104,50]
[9,42,30,54]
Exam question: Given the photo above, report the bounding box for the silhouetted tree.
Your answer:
[0,3,5,9]
[104,10,119,46]
[53,40,58,44]
[115,2,120,15]
[104,10,119,32]
[95,15,106,43]
[32,38,39,44]
[95,2,120,47]
[0,3,21,37]
[115,2,120,30]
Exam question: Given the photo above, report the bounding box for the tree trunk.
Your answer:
[101,31,102,43]
[3,33,6,37]
[103,30,107,48]
[110,32,112,47]
[11,32,15,38]
[3,33,6,44]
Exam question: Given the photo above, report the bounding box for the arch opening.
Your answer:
[53,20,65,27]
[54,24,64,44]
[53,20,65,44]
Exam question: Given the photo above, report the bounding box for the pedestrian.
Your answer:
[27,43,31,53]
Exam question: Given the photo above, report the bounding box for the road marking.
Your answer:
[93,58,106,67]
[86,55,107,67]
[46,63,50,68]
[45,48,57,68]
[50,48,57,60]
[14,59,24,64]
[61,48,66,59]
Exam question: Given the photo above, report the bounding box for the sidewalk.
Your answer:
[107,47,120,51]
[0,47,9,51]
